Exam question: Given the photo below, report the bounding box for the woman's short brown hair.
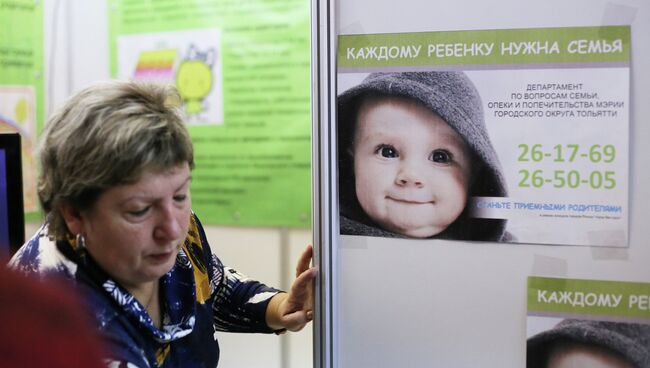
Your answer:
[38,80,194,238]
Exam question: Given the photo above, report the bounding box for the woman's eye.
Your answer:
[174,194,188,203]
[376,145,399,158]
[128,207,150,217]
[430,149,452,163]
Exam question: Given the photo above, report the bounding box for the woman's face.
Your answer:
[68,163,192,291]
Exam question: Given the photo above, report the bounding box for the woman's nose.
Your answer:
[154,204,183,241]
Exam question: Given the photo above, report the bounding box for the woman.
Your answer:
[9,81,317,367]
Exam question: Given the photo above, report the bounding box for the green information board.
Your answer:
[0,0,44,219]
[108,0,311,227]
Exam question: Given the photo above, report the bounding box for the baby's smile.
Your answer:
[385,195,434,205]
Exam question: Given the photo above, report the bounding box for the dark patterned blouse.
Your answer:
[9,212,280,367]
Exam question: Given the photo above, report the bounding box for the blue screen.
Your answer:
[0,149,9,258]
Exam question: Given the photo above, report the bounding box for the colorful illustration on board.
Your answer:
[0,85,38,212]
[133,49,178,84]
[176,44,216,118]
[117,28,223,125]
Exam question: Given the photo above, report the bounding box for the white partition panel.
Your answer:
[313,1,650,367]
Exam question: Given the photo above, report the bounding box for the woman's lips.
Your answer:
[147,250,174,263]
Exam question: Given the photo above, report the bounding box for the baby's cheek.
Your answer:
[356,189,377,215]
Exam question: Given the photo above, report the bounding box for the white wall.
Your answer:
[39,1,313,367]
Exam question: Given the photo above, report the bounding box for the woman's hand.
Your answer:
[266,245,318,332]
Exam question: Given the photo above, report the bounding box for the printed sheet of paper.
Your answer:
[527,276,650,367]
[110,0,311,227]
[0,0,43,215]
[337,26,629,246]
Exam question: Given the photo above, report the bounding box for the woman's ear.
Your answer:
[58,202,85,235]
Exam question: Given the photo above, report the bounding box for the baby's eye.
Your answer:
[375,144,399,158]
[429,149,452,164]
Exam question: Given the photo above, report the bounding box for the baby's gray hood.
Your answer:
[527,319,650,368]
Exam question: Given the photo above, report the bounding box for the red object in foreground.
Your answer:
[0,265,106,368]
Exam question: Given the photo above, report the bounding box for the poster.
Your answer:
[109,0,311,227]
[527,276,650,367]
[337,26,629,246]
[0,0,43,216]
[0,86,37,212]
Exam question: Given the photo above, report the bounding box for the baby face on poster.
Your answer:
[352,95,473,238]
[338,71,508,241]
